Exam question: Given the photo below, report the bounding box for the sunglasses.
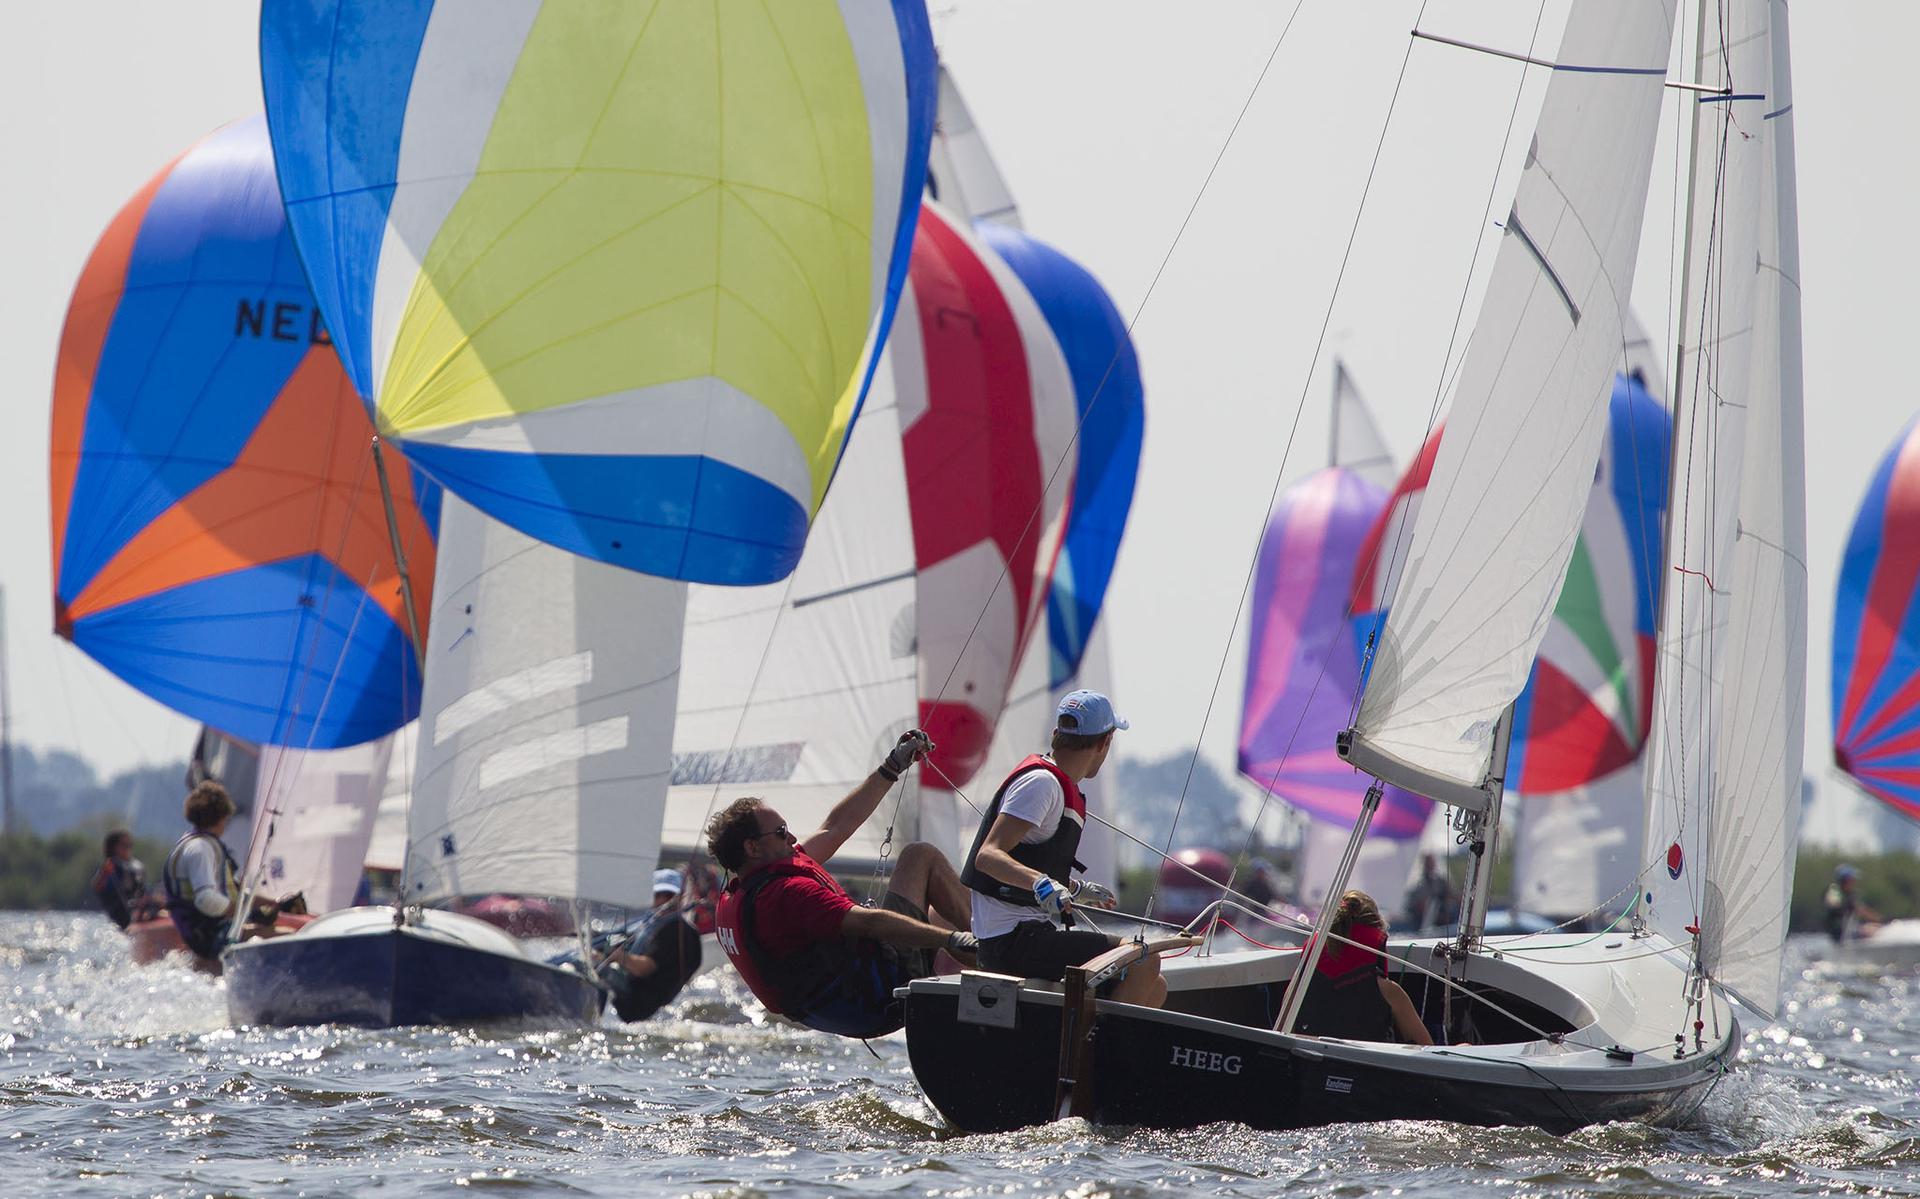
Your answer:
[756,823,795,843]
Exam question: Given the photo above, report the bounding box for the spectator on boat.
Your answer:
[161,781,279,965]
[91,828,159,930]
[960,690,1167,1008]
[607,868,705,1022]
[1823,864,1883,943]
[1402,853,1457,931]
[710,730,978,1039]
[1295,889,1433,1045]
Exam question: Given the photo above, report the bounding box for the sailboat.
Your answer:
[224,496,687,1027]
[48,116,438,970]
[904,0,1803,1133]
[222,2,940,1027]
[1826,417,1920,966]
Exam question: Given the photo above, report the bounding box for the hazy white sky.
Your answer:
[2,3,1911,845]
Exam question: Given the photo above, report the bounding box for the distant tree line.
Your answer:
[7,746,191,842]
[0,825,172,911]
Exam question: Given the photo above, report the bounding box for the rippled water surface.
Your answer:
[3,913,1917,1197]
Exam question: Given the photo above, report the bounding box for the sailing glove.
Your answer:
[878,729,935,781]
[1071,879,1117,909]
[1032,876,1070,917]
[945,930,979,955]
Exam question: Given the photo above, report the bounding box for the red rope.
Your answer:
[1218,919,1298,952]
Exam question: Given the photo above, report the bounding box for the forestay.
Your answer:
[1346,1,1677,805]
[405,499,686,908]
[260,0,936,584]
[1641,0,1805,1018]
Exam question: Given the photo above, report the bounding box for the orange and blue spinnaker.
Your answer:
[260,0,937,585]
[1835,417,1920,819]
[50,117,439,749]
[976,223,1144,690]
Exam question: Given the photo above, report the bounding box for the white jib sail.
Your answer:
[247,737,393,913]
[1641,0,1804,1017]
[665,366,921,866]
[1347,1,1678,804]
[404,498,687,909]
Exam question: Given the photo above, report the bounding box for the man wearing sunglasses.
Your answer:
[708,730,977,1038]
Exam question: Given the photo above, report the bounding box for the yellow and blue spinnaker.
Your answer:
[261,0,936,584]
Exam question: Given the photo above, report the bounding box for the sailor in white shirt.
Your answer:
[957,690,1166,1008]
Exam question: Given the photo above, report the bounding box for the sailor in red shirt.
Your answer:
[711,731,977,1038]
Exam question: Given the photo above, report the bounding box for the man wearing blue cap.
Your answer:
[959,690,1166,1007]
[607,867,705,1022]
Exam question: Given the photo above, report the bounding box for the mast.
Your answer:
[1457,702,1515,951]
[370,437,426,670]
[1640,0,1707,938]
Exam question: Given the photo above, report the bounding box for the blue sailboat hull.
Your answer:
[223,910,605,1029]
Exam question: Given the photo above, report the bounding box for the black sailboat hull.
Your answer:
[903,985,1731,1135]
[224,921,605,1029]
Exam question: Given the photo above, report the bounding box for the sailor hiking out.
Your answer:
[710,730,978,1038]
[960,690,1167,1008]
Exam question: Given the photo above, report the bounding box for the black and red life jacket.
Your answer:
[1294,923,1394,1041]
[714,852,870,1018]
[958,755,1086,905]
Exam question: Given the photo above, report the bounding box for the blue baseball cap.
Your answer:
[1836,864,1859,882]
[653,868,685,895]
[1055,689,1129,736]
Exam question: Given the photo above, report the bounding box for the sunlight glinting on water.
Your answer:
[3,914,1918,1198]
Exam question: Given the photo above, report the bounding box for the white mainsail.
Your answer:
[1641,0,1804,1017]
[1345,2,1678,805]
[404,498,687,908]
[247,738,393,913]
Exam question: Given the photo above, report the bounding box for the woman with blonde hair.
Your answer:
[1293,890,1434,1045]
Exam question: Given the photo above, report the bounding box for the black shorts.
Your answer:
[977,920,1115,982]
[789,890,937,1040]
